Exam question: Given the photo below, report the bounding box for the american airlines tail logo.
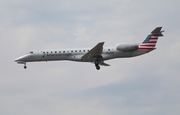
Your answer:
[139,27,164,50]
[138,34,159,50]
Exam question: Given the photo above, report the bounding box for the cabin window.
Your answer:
[59,51,61,53]
[63,51,65,53]
[108,49,110,51]
[71,50,73,52]
[75,50,77,52]
[87,50,89,52]
[51,51,53,53]
[79,50,81,52]
[55,51,57,53]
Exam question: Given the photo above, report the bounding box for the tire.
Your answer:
[96,65,100,70]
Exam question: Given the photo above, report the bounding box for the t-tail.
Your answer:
[139,27,164,50]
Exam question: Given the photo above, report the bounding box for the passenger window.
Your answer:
[79,50,81,52]
[75,50,77,52]
[59,51,61,53]
[55,51,57,53]
[71,50,73,52]
[108,49,110,51]
[63,51,65,53]
[84,50,85,52]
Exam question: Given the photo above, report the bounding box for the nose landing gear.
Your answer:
[24,63,27,69]
[24,65,27,69]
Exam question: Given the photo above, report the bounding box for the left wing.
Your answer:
[81,42,104,61]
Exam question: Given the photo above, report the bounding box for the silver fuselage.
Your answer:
[15,46,153,64]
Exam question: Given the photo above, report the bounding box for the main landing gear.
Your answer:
[95,60,100,70]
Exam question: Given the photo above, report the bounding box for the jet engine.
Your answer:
[116,44,138,51]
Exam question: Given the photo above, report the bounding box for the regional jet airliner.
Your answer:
[15,27,164,70]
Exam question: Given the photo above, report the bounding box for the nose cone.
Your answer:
[14,57,23,62]
[14,54,30,62]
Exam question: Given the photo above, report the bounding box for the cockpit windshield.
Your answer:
[29,51,33,54]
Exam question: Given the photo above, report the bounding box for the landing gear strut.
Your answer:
[95,59,100,70]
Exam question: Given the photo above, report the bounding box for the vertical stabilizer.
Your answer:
[139,27,163,50]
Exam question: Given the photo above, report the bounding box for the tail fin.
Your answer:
[139,27,164,50]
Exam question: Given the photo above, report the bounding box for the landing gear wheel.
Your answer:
[96,65,100,70]
[95,59,100,70]
[24,65,27,69]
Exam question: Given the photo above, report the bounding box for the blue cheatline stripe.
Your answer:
[142,34,152,43]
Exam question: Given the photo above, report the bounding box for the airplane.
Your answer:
[15,27,164,70]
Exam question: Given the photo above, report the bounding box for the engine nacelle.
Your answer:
[116,44,138,51]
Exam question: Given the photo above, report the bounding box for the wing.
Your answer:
[81,42,104,61]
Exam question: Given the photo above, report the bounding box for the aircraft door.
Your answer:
[34,51,43,59]
[39,51,44,59]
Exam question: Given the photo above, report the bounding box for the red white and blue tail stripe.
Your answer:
[139,27,163,50]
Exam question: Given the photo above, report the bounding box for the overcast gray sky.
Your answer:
[0,0,180,115]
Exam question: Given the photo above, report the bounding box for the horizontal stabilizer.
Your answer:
[151,27,163,36]
[99,62,110,66]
